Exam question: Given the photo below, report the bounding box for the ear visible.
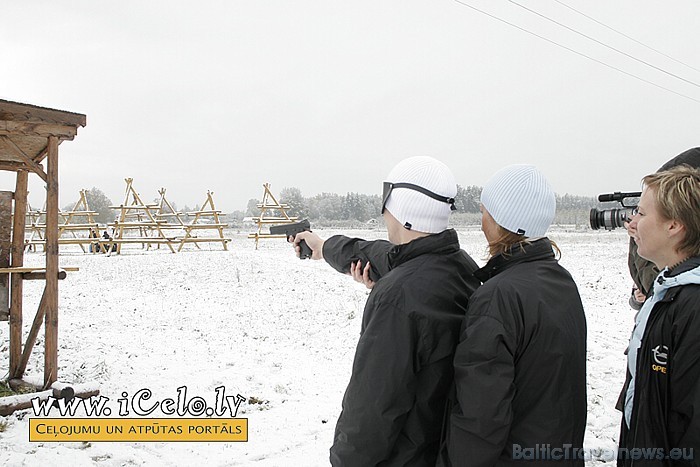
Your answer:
[667,219,686,243]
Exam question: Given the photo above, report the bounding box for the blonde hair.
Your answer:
[642,164,700,257]
[486,224,561,259]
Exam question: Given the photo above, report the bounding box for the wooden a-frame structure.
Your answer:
[110,178,176,254]
[22,189,101,253]
[108,182,230,254]
[24,200,46,251]
[155,188,187,227]
[0,99,87,392]
[248,183,298,249]
[178,191,230,252]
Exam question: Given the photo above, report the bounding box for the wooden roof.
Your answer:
[0,99,86,172]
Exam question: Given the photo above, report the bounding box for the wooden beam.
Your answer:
[10,170,28,378]
[0,121,78,140]
[44,136,59,387]
[17,288,47,377]
[0,161,29,172]
[22,271,68,281]
[0,136,48,181]
[0,267,78,273]
[0,100,86,127]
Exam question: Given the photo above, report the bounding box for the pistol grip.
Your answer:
[299,239,313,260]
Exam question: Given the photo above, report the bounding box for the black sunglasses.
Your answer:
[381,181,457,214]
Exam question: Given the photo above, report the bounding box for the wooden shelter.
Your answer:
[0,99,85,389]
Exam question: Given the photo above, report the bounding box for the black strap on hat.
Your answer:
[382,181,457,213]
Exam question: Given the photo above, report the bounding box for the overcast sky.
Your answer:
[2,0,699,212]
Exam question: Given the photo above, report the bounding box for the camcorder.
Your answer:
[589,191,641,230]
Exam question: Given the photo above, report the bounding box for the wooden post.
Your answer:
[10,170,28,378]
[0,191,12,320]
[44,136,59,387]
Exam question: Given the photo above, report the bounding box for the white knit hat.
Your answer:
[480,164,555,237]
[384,156,457,233]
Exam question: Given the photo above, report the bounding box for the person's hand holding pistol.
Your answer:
[290,231,325,260]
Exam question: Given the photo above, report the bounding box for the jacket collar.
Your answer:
[654,256,700,303]
[387,229,460,269]
[665,256,700,278]
[474,237,555,282]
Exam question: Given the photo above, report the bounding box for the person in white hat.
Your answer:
[439,165,587,466]
[292,156,481,466]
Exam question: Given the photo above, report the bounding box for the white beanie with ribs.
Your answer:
[384,156,457,233]
[480,164,556,237]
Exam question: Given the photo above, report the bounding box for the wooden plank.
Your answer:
[183,224,229,229]
[26,238,180,245]
[0,99,87,127]
[247,233,287,239]
[109,204,159,209]
[0,161,28,171]
[144,224,186,229]
[98,238,178,244]
[0,388,99,417]
[22,271,68,281]
[10,170,27,378]
[0,267,79,273]
[180,238,231,243]
[29,211,98,216]
[186,210,224,215]
[108,221,167,227]
[33,223,103,229]
[44,136,59,387]
[251,218,300,224]
[0,121,78,140]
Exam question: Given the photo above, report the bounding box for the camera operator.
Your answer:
[625,147,700,310]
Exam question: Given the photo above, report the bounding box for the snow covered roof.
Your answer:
[0,99,86,171]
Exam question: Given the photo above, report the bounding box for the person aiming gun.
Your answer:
[289,156,481,466]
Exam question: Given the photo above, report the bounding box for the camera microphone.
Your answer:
[597,191,642,203]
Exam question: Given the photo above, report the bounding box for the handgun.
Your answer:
[269,219,313,259]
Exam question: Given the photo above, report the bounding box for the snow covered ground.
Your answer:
[0,227,633,466]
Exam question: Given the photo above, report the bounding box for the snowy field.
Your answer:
[0,227,634,466]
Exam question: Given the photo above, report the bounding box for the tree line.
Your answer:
[67,186,609,229]
[231,186,604,228]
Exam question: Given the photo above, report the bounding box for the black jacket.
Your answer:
[442,238,587,466]
[323,229,481,466]
[616,258,700,467]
